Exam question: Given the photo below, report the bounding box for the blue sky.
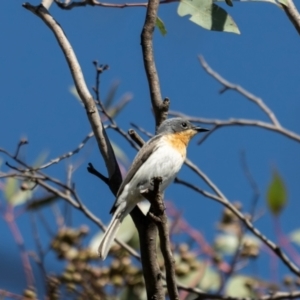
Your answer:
[1,0,300,295]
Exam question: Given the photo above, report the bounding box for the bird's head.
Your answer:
[157,117,209,146]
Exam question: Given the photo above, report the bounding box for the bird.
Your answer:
[98,117,208,260]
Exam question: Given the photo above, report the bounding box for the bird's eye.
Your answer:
[181,122,187,128]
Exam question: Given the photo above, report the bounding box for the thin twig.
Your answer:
[29,213,48,293]
[37,132,94,171]
[177,159,300,277]
[168,111,300,144]
[14,139,28,159]
[240,150,260,219]
[128,129,145,147]
[130,122,153,138]
[176,286,300,300]
[0,290,24,300]
[199,56,281,127]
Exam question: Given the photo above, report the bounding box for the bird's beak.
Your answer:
[193,126,209,133]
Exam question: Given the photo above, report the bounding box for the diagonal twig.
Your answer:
[199,56,280,127]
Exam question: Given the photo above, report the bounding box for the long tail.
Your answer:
[98,202,126,260]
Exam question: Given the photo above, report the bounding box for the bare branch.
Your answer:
[23,3,122,194]
[178,159,300,277]
[130,122,153,138]
[240,150,260,219]
[142,177,179,300]
[141,0,169,128]
[14,139,28,159]
[55,0,178,10]
[128,129,145,147]
[0,290,24,300]
[176,285,300,300]
[55,0,148,9]
[37,132,94,171]
[199,56,280,127]
[168,111,300,144]
[282,0,300,35]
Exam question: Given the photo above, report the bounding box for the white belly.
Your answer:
[123,143,185,202]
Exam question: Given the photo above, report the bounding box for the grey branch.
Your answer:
[199,56,280,127]
[178,158,300,277]
[23,3,122,194]
[142,177,179,300]
[37,131,95,170]
[141,0,169,129]
[282,0,300,35]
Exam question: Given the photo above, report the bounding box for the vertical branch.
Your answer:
[142,177,179,300]
[140,1,172,295]
[141,0,169,129]
[132,207,165,300]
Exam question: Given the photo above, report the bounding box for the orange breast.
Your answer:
[164,130,196,158]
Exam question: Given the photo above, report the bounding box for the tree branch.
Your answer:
[23,3,122,194]
[281,0,300,35]
[142,177,179,300]
[141,0,169,128]
[177,159,300,277]
[199,56,280,127]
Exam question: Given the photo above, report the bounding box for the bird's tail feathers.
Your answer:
[98,202,126,260]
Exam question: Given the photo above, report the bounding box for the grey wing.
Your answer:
[109,135,161,214]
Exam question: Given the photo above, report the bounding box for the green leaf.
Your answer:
[156,17,167,36]
[266,170,287,216]
[214,233,239,255]
[26,194,60,210]
[4,178,33,207]
[199,265,221,291]
[289,229,300,246]
[111,141,129,166]
[69,85,83,106]
[177,0,240,34]
[32,151,48,168]
[177,260,221,291]
[225,275,257,297]
[106,93,132,118]
[104,81,119,109]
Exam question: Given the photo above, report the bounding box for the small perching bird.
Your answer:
[98,117,208,260]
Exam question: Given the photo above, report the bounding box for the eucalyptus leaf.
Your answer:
[177,0,240,34]
[4,178,33,207]
[26,194,60,210]
[111,141,129,166]
[156,16,167,36]
[266,170,287,216]
[69,85,83,105]
[289,229,300,246]
[225,275,257,297]
[214,233,239,255]
[177,260,221,291]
